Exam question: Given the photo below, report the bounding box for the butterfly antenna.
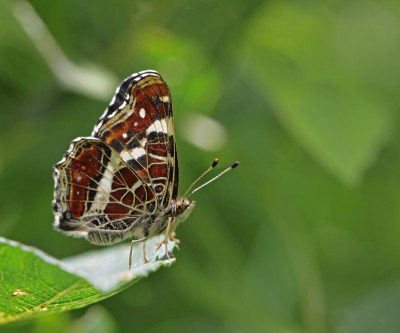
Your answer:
[186,161,239,198]
[183,158,220,198]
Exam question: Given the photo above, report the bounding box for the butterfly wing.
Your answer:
[53,70,178,245]
[53,137,157,244]
[92,70,179,208]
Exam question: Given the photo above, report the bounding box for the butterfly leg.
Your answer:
[170,234,180,243]
[163,217,172,259]
[155,217,172,259]
[142,242,148,264]
[129,237,146,270]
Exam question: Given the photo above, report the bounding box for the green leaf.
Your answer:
[0,236,176,324]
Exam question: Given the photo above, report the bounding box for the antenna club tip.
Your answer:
[231,161,240,169]
[212,158,219,168]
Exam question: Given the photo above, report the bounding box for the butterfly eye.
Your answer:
[176,204,184,214]
[175,201,188,215]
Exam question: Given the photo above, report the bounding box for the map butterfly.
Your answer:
[52,70,239,268]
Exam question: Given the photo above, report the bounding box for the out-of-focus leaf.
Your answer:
[0,236,176,324]
[240,1,396,185]
[32,305,117,333]
[336,280,400,333]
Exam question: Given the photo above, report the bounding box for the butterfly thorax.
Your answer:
[166,199,196,232]
[140,199,195,241]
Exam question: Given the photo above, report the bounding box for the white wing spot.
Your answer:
[140,137,147,147]
[107,110,118,119]
[132,148,146,160]
[89,160,115,213]
[139,108,146,118]
[118,101,127,110]
[93,120,104,134]
[121,148,146,161]
[160,96,169,103]
[134,122,138,127]
[146,119,167,134]
[122,133,128,139]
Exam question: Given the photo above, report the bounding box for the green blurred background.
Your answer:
[1,0,400,332]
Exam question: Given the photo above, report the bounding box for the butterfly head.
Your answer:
[169,199,196,223]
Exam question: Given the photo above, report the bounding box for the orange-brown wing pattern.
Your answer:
[92,70,178,208]
[53,138,157,244]
[53,70,179,245]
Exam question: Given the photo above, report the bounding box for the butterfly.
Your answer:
[52,70,238,269]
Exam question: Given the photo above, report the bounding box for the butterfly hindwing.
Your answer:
[53,137,157,244]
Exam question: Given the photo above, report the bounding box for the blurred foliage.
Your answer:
[1,0,400,332]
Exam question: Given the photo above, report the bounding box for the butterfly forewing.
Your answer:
[92,71,178,207]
